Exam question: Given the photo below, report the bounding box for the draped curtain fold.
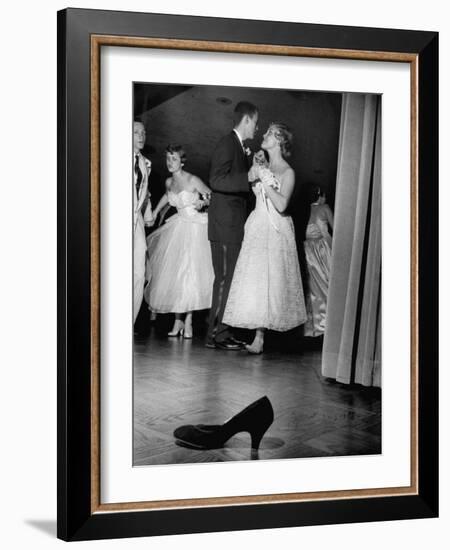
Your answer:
[321,93,381,387]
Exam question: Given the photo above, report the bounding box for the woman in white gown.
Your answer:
[223,123,306,354]
[144,145,214,339]
[304,187,334,337]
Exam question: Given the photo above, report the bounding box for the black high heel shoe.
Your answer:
[173,396,274,451]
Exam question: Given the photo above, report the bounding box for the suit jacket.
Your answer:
[208,131,250,244]
[133,152,153,232]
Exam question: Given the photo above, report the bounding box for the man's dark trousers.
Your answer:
[207,241,241,343]
[207,131,250,344]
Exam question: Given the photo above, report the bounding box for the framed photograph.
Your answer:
[57,8,438,541]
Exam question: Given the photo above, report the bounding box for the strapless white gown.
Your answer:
[144,190,214,313]
[223,181,306,331]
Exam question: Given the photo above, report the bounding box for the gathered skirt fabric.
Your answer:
[304,235,331,336]
[223,195,306,332]
[144,212,214,313]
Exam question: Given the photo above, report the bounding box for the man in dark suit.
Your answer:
[206,101,259,350]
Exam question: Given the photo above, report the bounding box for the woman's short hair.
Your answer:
[233,101,258,126]
[165,144,187,164]
[271,123,294,159]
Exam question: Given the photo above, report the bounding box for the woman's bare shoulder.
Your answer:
[280,164,295,181]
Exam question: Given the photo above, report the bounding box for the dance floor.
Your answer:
[133,316,381,466]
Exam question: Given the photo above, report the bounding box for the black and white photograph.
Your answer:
[132,82,382,466]
[1,0,443,546]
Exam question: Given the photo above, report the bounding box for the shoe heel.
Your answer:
[173,396,274,451]
[225,396,274,450]
[168,321,184,337]
[250,427,267,451]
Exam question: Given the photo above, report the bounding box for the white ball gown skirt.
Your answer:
[223,191,306,331]
[144,191,214,313]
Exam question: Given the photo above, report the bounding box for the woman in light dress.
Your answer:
[144,144,214,339]
[304,186,334,337]
[223,123,306,354]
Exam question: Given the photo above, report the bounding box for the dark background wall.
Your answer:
[134,83,342,240]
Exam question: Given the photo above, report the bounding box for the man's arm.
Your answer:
[209,137,249,194]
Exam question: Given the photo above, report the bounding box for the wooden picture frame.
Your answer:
[57,8,438,541]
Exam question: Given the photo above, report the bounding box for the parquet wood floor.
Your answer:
[133,318,381,465]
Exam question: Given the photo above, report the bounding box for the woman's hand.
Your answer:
[145,212,156,227]
[201,192,211,206]
[194,193,210,211]
[248,165,259,183]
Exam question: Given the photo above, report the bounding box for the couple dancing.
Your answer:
[145,101,306,354]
